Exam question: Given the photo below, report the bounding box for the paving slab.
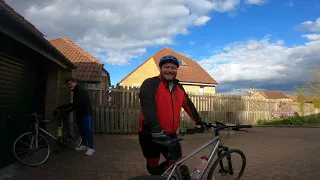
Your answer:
[3,127,320,180]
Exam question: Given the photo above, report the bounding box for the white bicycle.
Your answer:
[128,121,252,180]
[11,109,82,166]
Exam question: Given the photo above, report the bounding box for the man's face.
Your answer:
[66,81,77,90]
[160,63,178,81]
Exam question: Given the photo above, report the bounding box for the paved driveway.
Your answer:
[4,127,320,180]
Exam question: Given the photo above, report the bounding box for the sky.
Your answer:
[6,0,320,94]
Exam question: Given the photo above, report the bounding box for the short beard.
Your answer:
[161,73,176,82]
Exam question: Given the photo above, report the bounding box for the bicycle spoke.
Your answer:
[15,148,30,152]
[15,149,31,155]
[37,137,44,144]
[19,139,31,147]
[28,134,32,142]
[21,149,35,161]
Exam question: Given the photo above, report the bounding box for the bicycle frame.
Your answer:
[33,116,63,149]
[162,133,222,180]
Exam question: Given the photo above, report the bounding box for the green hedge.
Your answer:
[312,101,320,109]
[257,117,320,126]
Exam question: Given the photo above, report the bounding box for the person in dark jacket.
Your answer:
[138,55,205,175]
[64,77,95,155]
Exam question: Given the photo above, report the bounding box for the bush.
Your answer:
[257,117,320,126]
[312,100,320,109]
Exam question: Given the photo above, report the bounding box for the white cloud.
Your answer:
[198,17,320,92]
[199,35,320,91]
[296,18,320,33]
[211,0,241,12]
[189,41,195,46]
[6,0,265,65]
[302,34,320,41]
[194,16,211,26]
[298,18,320,42]
[245,0,267,5]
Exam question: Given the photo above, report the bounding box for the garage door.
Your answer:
[0,53,40,169]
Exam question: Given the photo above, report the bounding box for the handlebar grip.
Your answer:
[238,125,252,128]
[186,127,205,134]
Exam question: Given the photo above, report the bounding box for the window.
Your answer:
[199,87,204,95]
[178,59,187,66]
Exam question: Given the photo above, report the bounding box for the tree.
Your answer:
[305,67,320,98]
[294,66,320,109]
[243,87,259,96]
[294,67,320,98]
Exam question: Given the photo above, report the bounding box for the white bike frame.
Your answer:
[162,131,221,180]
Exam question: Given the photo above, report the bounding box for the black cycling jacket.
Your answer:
[71,83,93,117]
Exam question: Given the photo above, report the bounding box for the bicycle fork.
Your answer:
[218,146,234,175]
[30,122,39,150]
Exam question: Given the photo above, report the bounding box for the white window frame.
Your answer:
[199,87,204,95]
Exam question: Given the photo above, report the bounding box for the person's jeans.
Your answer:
[78,115,94,149]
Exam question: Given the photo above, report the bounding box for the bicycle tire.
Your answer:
[62,123,82,149]
[127,175,167,180]
[207,149,246,180]
[13,132,51,166]
[64,136,82,149]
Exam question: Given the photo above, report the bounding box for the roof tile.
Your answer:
[0,0,43,37]
[119,47,218,85]
[49,38,103,82]
[153,47,217,84]
[258,91,297,101]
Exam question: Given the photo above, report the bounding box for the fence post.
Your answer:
[85,86,317,134]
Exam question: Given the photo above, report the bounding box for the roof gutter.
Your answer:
[179,81,218,87]
[0,6,76,69]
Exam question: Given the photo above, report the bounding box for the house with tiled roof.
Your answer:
[49,37,111,87]
[118,47,218,94]
[251,91,297,101]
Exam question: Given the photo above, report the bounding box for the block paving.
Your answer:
[6,127,320,180]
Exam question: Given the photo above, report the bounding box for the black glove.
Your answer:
[151,124,168,140]
[151,124,171,147]
[195,118,207,127]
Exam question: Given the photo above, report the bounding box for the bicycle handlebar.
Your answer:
[205,121,252,130]
[153,121,253,160]
[186,121,252,136]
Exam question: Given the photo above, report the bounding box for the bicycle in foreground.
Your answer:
[10,106,82,166]
[128,121,252,180]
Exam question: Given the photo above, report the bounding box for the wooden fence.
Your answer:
[83,85,317,134]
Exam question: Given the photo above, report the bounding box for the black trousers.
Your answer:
[138,132,182,175]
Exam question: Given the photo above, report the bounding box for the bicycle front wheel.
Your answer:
[207,149,246,180]
[13,132,51,166]
[62,122,82,149]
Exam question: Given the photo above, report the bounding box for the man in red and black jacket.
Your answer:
[138,55,205,175]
